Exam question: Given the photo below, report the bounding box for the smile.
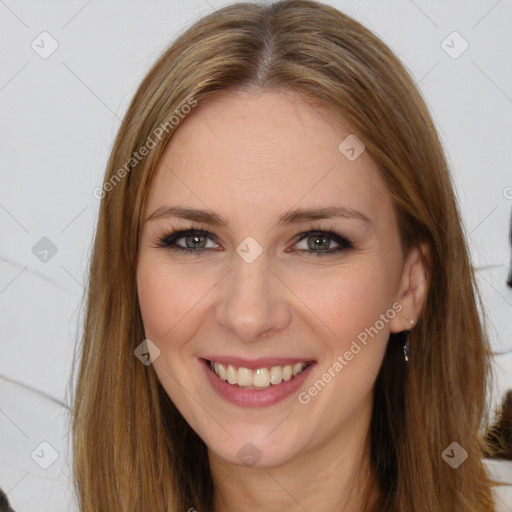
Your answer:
[209,360,310,389]
[201,357,316,407]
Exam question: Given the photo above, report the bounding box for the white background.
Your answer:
[1,1,511,510]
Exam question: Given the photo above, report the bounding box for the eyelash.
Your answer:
[154,224,355,258]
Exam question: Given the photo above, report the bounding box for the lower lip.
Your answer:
[201,358,316,408]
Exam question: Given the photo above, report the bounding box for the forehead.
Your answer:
[145,90,394,230]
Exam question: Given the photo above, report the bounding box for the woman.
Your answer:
[70,1,509,510]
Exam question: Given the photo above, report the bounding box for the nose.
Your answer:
[215,249,292,343]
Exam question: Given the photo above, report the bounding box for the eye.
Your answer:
[291,229,354,257]
[155,226,355,257]
[156,229,219,256]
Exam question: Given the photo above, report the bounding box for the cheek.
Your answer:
[137,259,190,344]
[136,255,221,356]
[290,261,393,347]
[292,265,394,439]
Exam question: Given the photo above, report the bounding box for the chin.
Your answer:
[208,437,301,469]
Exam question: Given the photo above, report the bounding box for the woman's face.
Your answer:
[137,90,424,469]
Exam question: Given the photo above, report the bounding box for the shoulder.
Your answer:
[484,458,512,511]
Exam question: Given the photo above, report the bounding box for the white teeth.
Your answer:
[217,363,227,380]
[226,364,237,384]
[269,366,283,385]
[237,367,253,386]
[253,368,270,388]
[292,363,304,376]
[210,361,309,388]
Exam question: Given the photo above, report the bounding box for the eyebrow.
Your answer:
[145,204,372,227]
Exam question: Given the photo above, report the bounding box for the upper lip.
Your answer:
[201,356,315,370]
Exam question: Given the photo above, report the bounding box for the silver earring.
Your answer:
[403,330,410,364]
[403,316,414,366]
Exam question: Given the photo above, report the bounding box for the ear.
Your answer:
[389,241,431,333]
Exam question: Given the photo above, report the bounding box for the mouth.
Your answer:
[206,359,312,389]
[200,356,316,407]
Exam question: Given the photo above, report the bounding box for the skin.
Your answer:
[136,89,429,511]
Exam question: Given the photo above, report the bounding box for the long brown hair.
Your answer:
[69,1,498,510]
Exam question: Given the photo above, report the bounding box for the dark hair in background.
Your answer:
[486,390,512,460]
[0,489,15,512]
